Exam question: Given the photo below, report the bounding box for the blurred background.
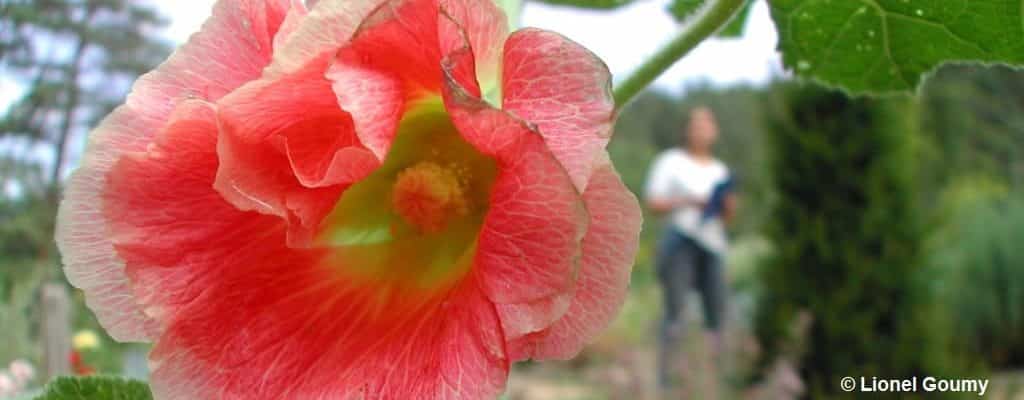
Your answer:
[2,0,1023,399]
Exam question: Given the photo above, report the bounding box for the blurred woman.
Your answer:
[645,106,736,392]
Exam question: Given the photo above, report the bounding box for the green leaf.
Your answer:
[528,0,634,9]
[768,0,1024,94]
[668,0,750,38]
[34,376,152,400]
[668,0,706,21]
[717,0,751,37]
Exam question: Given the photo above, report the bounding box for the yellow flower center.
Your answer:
[315,98,497,289]
[392,162,469,234]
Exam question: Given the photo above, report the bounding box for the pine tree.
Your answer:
[753,83,959,399]
[1,0,170,204]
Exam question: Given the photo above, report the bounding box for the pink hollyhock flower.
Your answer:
[56,0,641,398]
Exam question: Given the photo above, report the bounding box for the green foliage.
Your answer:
[753,83,958,398]
[932,195,1024,368]
[918,65,1024,195]
[0,259,45,365]
[767,0,1024,94]
[1,159,53,364]
[34,376,152,400]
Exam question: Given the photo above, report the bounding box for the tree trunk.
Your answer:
[47,26,91,206]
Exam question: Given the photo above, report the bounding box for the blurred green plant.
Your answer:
[0,259,44,366]
[753,83,960,398]
[932,195,1024,368]
[33,376,151,400]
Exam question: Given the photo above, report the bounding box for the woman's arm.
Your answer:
[646,196,705,215]
[722,193,738,225]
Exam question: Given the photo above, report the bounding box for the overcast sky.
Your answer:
[159,0,783,91]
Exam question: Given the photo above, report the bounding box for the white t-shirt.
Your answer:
[645,148,730,254]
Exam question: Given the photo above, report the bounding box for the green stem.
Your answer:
[612,0,747,108]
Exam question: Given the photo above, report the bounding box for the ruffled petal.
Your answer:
[507,154,642,360]
[326,0,448,159]
[438,0,509,89]
[266,0,391,76]
[214,61,379,246]
[104,100,285,325]
[326,63,404,160]
[501,28,615,191]
[323,0,508,160]
[55,0,293,342]
[443,71,588,341]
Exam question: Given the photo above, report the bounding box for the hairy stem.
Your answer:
[612,0,747,108]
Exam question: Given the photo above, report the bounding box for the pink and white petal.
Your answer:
[271,0,309,50]
[327,61,404,160]
[495,292,572,341]
[336,0,445,92]
[147,245,509,399]
[470,130,586,305]
[438,19,483,98]
[214,62,378,244]
[104,100,286,325]
[501,28,615,191]
[508,154,642,360]
[439,0,509,88]
[327,0,452,158]
[55,0,293,342]
[266,0,391,76]
[443,77,587,339]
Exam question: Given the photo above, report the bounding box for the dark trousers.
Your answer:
[655,227,725,386]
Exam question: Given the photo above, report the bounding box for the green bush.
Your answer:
[753,83,959,398]
[933,195,1024,367]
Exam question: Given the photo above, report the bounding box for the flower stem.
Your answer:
[612,0,748,108]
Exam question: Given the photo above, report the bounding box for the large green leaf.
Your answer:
[769,0,1024,94]
[34,376,152,400]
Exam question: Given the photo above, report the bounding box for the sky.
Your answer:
[159,0,784,91]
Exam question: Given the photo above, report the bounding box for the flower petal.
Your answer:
[146,249,508,399]
[104,100,284,325]
[508,154,642,360]
[326,63,404,160]
[502,28,615,191]
[325,0,445,159]
[266,0,390,76]
[443,74,588,341]
[214,61,379,246]
[55,0,293,342]
[439,0,509,89]
[271,0,309,50]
